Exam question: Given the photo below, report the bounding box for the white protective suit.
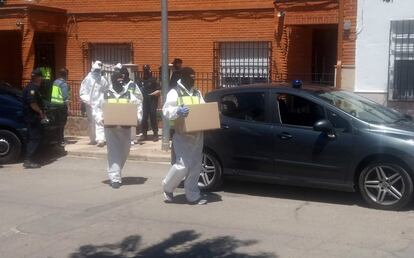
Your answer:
[80,63,109,143]
[162,80,204,202]
[94,84,143,183]
[125,80,143,143]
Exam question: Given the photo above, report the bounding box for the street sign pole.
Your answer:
[161,0,170,151]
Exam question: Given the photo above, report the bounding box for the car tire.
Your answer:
[359,161,414,210]
[0,129,22,164]
[199,150,223,191]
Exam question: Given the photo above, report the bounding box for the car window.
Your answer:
[220,92,265,122]
[277,93,325,127]
[327,110,350,131]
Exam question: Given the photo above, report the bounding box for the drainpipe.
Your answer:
[336,0,344,88]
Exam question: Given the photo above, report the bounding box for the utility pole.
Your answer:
[161,0,170,151]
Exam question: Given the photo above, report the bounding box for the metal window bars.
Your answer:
[213,41,272,88]
[388,20,414,101]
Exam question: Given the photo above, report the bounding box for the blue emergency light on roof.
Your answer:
[292,80,302,89]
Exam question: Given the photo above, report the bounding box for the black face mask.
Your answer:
[113,80,123,93]
[182,76,195,90]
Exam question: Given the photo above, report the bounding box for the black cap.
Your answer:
[143,64,151,71]
[31,68,42,78]
[172,58,183,64]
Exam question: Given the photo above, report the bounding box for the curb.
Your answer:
[67,151,171,163]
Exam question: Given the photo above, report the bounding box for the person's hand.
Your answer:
[149,90,161,96]
[177,106,189,118]
[40,111,46,119]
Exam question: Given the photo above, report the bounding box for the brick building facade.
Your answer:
[0,0,356,104]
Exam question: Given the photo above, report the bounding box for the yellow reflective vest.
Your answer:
[170,88,201,127]
[51,84,64,105]
[104,90,131,104]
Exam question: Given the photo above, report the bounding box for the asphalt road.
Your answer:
[1,155,414,258]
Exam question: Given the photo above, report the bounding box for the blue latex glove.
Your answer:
[177,106,190,118]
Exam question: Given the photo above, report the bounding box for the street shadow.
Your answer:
[166,192,223,205]
[70,230,277,258]
[33,144,67,166]
[102,177,148,186]
[221,180,366,208]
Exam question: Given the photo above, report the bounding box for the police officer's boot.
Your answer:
[23,160,41,169]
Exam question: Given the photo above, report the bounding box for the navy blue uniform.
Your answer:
[22,82,43,161]
[139,77,160,136]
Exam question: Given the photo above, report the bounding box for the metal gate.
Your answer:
[213,41,272,88]
[388,20,414,101]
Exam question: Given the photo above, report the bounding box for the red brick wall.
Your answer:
[7,0,274,12]
[342,0,357,66]
[3,0,356,89]
[65,9,276,93]
[286,26,313,81]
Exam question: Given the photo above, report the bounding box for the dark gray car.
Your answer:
[200,84,414,210]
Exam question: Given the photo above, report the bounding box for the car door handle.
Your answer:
[278,132,293,140]
[221,124,230,130]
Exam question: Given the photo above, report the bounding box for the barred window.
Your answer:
[88,43,133,75]
[214,41,272,88]
[388,20,414,101]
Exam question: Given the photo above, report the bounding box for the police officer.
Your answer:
[22,69,46,169]
[94,71,143,189]
[51,68,70,146]
[139,65,161,141]
[169,58,183,90]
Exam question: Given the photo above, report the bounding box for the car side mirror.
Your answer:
[404,114,413,121]
[313,119,336,139]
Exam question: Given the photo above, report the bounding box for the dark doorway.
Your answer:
[34,33,56,100]
[0,31,22,87]
[312,26,337,85]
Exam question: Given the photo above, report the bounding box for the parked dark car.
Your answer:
[201,84,414,210]
[0,82,61,164]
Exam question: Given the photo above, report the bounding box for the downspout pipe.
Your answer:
[336,0,344,88]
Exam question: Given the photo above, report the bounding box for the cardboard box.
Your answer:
[175,102,220,133]
[103,103,138,126]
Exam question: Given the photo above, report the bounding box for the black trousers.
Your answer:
[25,122,42,161]
[142,98,158,135]
[55,105,68,143]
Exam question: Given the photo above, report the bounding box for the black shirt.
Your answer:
[22,82,43,123]
[169,70,181,89]
[139,77,160,99]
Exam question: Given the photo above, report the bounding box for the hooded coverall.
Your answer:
[80,69,109,143]
[162,80,204,202]
[94,85,143,183]
[125,80,143,142]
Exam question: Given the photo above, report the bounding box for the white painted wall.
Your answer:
[355,0,414,94]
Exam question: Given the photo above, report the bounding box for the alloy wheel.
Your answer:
[364,165,405,206]
[199,153,216,188]
[0,138,10,156]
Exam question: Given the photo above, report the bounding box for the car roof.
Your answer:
[0,82,22,97]
[205,83,338,96]
[207,83,340,96]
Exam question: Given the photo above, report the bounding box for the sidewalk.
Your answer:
[65,135,171,163]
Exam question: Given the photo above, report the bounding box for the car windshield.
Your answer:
[314,90,406,124]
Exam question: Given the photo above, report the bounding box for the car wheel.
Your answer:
[198,150,223,191]
[0,129,22,164]
[359,162,414,210]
